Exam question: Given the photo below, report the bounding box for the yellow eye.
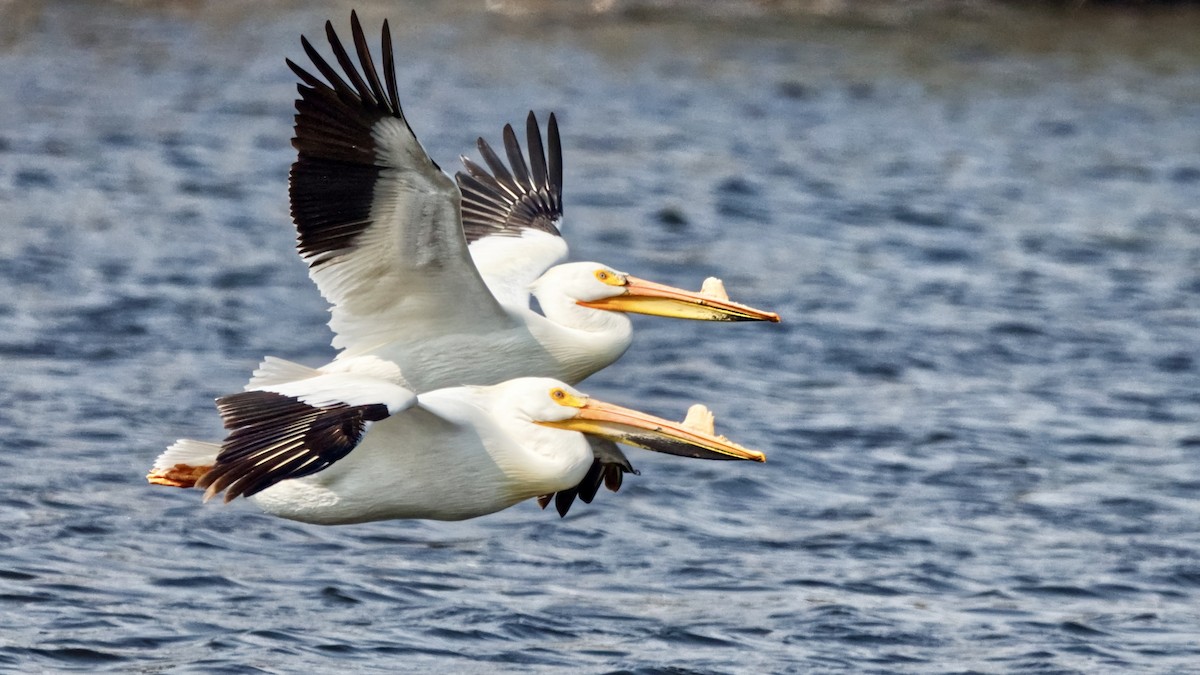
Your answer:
[548,387,585,408]
[594,269,623,286]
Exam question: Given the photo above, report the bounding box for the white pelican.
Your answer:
[148,367,764,524]
[151,14,778,517]
[285,13,780,393]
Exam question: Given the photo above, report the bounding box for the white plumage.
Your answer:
[283,12,778,392]
[151,376,763,524]
[149,13,776,521]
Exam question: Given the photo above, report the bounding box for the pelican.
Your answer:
[284,12,779,393]
[148,368,764,524]
[151,14,779,517]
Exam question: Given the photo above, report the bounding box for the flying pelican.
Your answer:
[148,369,764,524]
[285,12,779,394]
[151,14,778,517]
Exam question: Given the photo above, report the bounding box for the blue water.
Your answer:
[2,1,1199,671]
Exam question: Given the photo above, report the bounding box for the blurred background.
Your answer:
[0,0,1198,671]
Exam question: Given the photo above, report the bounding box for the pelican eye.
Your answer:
[594,269,625,286]
[549,387,584,408]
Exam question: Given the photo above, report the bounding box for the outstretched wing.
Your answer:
[197,370,418,502]
[288,12,514,354]
[458,111,564,243]
[456,112,569,307]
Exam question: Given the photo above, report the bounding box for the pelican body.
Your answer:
[285,13,779,392]
[250,384,596,523]
[150,376,764,524]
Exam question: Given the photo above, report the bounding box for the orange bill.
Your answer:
[537,395,766,462]
[577,275,781,322]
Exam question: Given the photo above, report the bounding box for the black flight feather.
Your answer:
[197,390,390,502]
[288,12,431,269]
[456,111,564,244]
[539,452,638,518]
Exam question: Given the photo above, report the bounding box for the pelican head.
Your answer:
[532,261,780,323]
[497,377,766,462]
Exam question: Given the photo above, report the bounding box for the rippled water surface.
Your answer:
[2,1,1200,671]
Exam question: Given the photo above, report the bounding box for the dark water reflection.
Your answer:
[2,0,1199,671]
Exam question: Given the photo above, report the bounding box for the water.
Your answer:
[2,1,1199,671]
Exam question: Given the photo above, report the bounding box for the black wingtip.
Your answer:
[290,13,420,266]
[539,454,637,520]
[554,488,577,518]
[502,123,532,190]
[458,113,564,244]
[202,390,390,502]
[382,20,399,113]
[525,112,547,188]
[547,112,562,205]
[350,11,388,112]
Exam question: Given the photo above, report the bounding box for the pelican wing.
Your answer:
[288,13,513,353]
[198,371,417,502]
[456,113,569,307]
[536,438,638,517]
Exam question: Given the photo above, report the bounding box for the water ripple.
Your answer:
[1,1,1199,672]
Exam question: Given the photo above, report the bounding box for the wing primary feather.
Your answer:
[547,113,562,213]
[459,156,499,184]
[457,171,516,211]
[604,465,625,492]
[526,112,547,188]
[461,203,513,226]
[539,446,637,518]
[301,34,355,103]
[504,123,533,191]
[200,390,390,502]
[325,19,376,106]
[350,11,389,113]
[457,113,565,244]
[477,136,520,199]
[554,487,578,518]
[211,444,300,502]
[222,449,320,503]
[287,57,329,92]
[459,159,517,206]
[576,459,604,504]
[381,20,401,115]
